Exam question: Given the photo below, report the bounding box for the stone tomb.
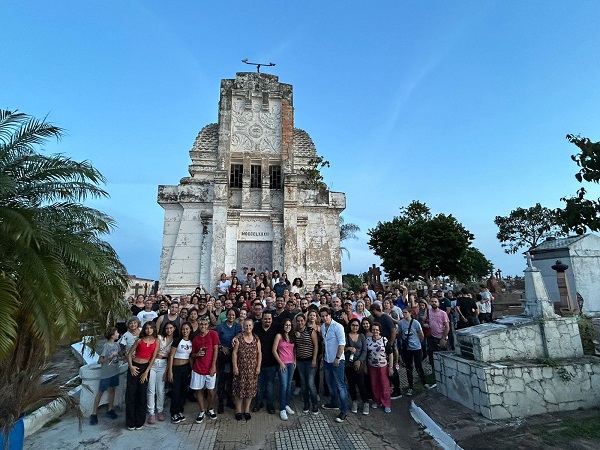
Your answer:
[435,257,600,420]
[157,72,346,294]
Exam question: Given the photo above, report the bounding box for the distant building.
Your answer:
[157,72,345,295]
[125,276,155,299]
[529,234,600,316]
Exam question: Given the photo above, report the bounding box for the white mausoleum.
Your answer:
[158,72,345,294]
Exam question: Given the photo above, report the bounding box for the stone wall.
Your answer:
[435,352,600,419]
[455,316,584,362]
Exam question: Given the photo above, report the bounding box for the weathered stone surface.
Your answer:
[157,73,346,293]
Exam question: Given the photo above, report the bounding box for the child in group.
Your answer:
[90,327,121,425]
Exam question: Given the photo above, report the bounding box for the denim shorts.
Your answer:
[99,374,120,392]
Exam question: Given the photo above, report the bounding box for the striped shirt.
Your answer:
[295,327,315,361]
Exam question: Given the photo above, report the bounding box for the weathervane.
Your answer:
[241,59,275,73]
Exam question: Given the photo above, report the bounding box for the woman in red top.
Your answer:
[126,321,159,430]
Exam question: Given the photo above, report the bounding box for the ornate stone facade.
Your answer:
[157,72,345,294]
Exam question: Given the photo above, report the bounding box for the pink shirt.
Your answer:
[428,308,449,339]
[277,338,295,364]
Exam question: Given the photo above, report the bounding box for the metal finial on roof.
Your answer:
[526,251,533,268]
[241,59,276,73]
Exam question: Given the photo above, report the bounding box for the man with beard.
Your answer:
[272,296,286,323]
[253,310,280,414]
[156,301,181,334]
[456,288,479,329]
[300,298,309,314]
[427,297,450,377]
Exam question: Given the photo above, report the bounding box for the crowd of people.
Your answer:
[90,267,494,429]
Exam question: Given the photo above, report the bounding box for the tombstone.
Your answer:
[433,253,599,420]
[367,264,384,292]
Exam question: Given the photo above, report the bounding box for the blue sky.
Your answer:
[3,1,600,281]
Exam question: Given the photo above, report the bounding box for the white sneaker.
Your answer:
[362,403,370,415]
[424,383,437,390]
[371,403,379,409]
[285,405,295,415]
[280,410,288,421]
[351,401,358,414]
[407,388,414,396]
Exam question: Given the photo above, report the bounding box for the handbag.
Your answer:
[422,309,432,338]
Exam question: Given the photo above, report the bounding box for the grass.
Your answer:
[534,410,600,446]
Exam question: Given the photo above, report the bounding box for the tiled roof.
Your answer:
[293,128,317,157]
[530,235,587,252]
[191,123,219,153]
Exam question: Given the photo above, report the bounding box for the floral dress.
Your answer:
[233,333,259,399]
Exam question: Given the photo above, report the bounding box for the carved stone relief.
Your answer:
[231,96,281,154]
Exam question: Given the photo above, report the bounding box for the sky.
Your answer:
[3,1,600,282]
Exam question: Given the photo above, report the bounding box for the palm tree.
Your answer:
[340,216,360,259]
[0,110,128,436]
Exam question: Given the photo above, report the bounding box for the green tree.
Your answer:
[340,216,360,259]
[0,110,128,433]
[494,203,566,254]
[455,247,494,283]
[557,134,600,234]
[342,273,363,291]
[367,201,481,288]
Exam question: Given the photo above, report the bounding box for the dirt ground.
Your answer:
[47,342,82,386]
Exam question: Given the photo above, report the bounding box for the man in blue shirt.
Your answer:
[216,309,242,413]
[320,307,348,423]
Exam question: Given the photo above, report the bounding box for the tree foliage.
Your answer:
[367,201,488,287]
[340,216,360,259]
[342,273,363,291]
[494,203,566,254]
[455,247,494,283]
[557,134,600,234]
[0,110,128,429]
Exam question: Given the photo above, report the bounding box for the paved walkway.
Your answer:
[24,362,439,450]
[24,397,438,450]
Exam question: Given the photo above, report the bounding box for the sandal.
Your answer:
[235,413,243,421]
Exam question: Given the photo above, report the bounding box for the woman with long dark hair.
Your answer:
[147,322,174,423]
[345,318,369,415]
[273,318,296,420]
[294,313,318,414]
[126,321,159,430]
[167,322,192,424]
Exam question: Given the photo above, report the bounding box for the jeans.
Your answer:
[323,360,348,414]
[427,336,448,369]
[345,363,368,402]
[296,360,318,406]
[400,349,426,389]
[169,364,191,416]
[279,363,295,411]
[256,365,277,408]
[217,351,233,405]
[147,358,167,414]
